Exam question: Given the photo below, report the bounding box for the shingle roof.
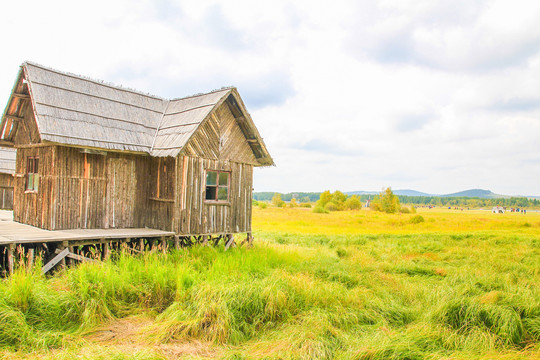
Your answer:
[3,62,272,165]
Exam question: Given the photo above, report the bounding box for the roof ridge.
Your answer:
[23,61,166,101]
[168,86,235,102]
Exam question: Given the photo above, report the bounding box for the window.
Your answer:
[26,157,39,192]
[205,170,229,202]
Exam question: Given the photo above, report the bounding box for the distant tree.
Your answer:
[317,190,332,208]
[332,191,347,204]
[372,187,400,213]
[272,193,285,207]
[289,198,299,208]
[345,195,361,210]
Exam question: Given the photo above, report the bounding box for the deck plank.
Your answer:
[0,210,174,245]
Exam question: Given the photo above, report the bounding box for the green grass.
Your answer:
[0,208,539,359]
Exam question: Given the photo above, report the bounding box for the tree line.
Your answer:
[254,191,540,208]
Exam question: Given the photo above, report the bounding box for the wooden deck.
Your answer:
[0,210,175,245]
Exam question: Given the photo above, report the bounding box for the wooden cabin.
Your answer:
[0,62,273,237]
[0,147,15,209]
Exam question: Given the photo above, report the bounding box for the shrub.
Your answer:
[312,206,329,214]
[324,202,339,212]
[259,202,268,209]
[289,198,299,208]
[345,195,361,210]
[400,206,411,214]
[272,193,285,208]
[409,215,425,224]
[300,203,312,208]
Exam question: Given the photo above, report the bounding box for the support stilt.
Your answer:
[225,234,235,251]
[27,248,34,271]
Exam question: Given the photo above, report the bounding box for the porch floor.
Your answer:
[0,210,175,246]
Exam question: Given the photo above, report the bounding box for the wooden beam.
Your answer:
[0,140,14,147]
[54,248,97,263]
[5,115,23,121]
[12,93,30,100]
[42,248,69,274]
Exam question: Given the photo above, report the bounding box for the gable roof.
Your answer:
[0,62,273,166]
[0,147,15,174]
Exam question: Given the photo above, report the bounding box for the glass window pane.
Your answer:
[218,186,228,201]
[219,172,228,186]
[34,175,39,192]
[206,186,217,200]
[206,171,217,186]
[27,158,33,173]
[27,174,33,191]
[34,158,38,173]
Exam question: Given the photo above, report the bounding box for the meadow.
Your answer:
[0,207,539,359]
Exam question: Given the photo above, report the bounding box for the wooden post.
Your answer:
[59,241,68,269]
[103,241,110,260]
[7,244,15,275]
[161,237,167,254]
[174,235,180,250]
[202,235,209,246]
[26,248,35,271]
[139,238,145,252]
[225,234,235,251]
[67,243,74,266]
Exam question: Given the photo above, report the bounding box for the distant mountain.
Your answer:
[345,189,509,199]
[393,189,433,197]
[345,190,379,196]
[440,189,504,198]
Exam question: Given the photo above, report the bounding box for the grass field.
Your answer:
[0,207,539,359]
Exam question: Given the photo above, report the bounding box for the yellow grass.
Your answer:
[253,206,540,235]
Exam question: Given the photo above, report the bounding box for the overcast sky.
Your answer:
[1,0,540,195]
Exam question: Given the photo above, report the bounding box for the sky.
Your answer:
[1,0,540,196]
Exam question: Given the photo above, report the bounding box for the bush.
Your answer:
[272,193,285,208]
[300,203,312,208]
[345,195,361,210]
[409,215,425,224]
[289,198,299,208]
[400,207,411,214]
[259,202,268,209]
[324,202,339,212]
[312,206,329,214]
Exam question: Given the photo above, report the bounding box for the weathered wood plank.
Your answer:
[42,248,69,274]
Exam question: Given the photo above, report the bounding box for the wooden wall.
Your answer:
[14,145,151,230]
[181,102,258,165]
[174,156,253,235]
[0,173,13,210]
[13,146,55,228]
[146,156,175,231]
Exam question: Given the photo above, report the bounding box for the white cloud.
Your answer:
[0,0,539,195]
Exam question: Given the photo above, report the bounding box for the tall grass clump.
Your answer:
[435,298,525,345]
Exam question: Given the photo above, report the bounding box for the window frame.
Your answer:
[204,170,230,203]
[25,156,39,193]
